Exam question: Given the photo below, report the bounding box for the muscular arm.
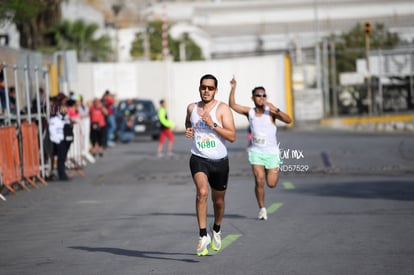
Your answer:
[266,102,293,124]
[228,77,250,115]
[184,103,195,138]
[216,103,236,143]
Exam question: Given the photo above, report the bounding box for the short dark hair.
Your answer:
[200,74,218,88]
[67,99,76,107]
[252,86,265,95]
[159,99,165,105]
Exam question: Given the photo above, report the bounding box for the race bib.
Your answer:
[194,133,218,151]
[252,133,266,147]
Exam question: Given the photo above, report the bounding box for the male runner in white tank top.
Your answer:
[228,76,292,221]
[185,74,236,256]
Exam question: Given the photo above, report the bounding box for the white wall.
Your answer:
[61,1,104,28]
[71,55,287,131]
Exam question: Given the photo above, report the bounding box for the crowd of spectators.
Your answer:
[1,65,172,183]
[0,79,122,180]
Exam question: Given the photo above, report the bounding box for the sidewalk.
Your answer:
[319,113,414,133]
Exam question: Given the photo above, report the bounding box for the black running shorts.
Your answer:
[189,154,229,191]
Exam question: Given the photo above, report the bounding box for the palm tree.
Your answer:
[47,19,113,62]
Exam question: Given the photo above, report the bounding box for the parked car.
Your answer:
[115,98,160,141]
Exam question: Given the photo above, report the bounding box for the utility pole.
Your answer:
[112,4,122,62]
[162,3,170,60]
[330,39,338,117]
[365,21,372,116]
[143,26,151,60]
[313,0,323,114]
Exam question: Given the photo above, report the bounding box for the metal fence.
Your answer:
[1,60,51,192]
[289,43,414,117]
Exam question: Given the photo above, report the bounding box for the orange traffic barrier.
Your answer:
[21,122,48,187]
[0,126,29,193]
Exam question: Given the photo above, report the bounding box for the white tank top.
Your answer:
[190,101,228,159]
[248,106,279,154]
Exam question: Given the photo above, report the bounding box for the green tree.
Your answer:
[0,0,62,49]
[130,32,146,59]
[328,22,402,115]
[46,19,112,62]
[331,22,401,75]
[130,20,203,61]
[169,33,203,62]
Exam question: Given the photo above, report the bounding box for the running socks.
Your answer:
[200,224,220,237]
[213,223,221,233]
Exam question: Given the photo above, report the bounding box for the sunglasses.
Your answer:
[254,94,267,98]
[200,85,216,91]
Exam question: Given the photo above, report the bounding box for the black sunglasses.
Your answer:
[200,85,216,91]
[254,94,267,98]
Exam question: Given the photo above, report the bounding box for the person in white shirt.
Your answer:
[49,104,73,180]
[228,76,292,221]
[185,74,236,256]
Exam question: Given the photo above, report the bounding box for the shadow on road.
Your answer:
[69,246,198,263]
[290,179,414,201]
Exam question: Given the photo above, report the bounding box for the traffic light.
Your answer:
[364,21,371,35]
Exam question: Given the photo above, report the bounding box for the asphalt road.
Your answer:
[1,128,413,275]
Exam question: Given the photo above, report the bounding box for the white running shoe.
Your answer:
[209,225,222,251]
[258,208,268,221]
[196,234,211,256]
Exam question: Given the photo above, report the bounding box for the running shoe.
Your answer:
[209,225,222,251]
[258,207,268,220]
[196,234,211,256]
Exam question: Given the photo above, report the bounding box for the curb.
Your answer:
[319,114,414,133]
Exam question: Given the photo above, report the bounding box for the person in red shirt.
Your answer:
[102,90,116,147]
[89,98,107,157]
[67,98,80,123]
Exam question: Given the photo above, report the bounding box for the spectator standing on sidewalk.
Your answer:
[89,98,107,157]
[102,90,116,147]
[67,96,80,123]
[157,99,175,157]
[228,76,292,221]
[49,103,73,181]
